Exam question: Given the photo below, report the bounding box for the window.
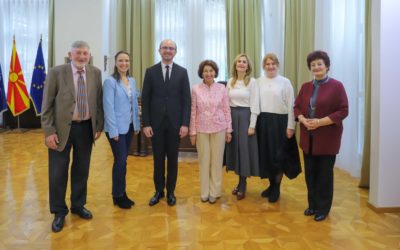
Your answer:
[154,0,227,85]
[0,0,49,96]
[315,0,365,176]
[261,0,285,74]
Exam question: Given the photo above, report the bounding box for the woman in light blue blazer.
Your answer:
[103,51,140,209]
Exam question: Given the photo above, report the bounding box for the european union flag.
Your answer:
[0,64,7,112]
[30,39,46,115]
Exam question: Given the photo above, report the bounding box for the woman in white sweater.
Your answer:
[256,53,301,202]
[225,53,260,200]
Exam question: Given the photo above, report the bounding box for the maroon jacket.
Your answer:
[294,78,348,155]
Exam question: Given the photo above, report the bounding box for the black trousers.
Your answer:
[49,120,93,215]
[151,117,180,194]
[303,153,336,215]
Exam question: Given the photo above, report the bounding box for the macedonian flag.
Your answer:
[7,39,30,116]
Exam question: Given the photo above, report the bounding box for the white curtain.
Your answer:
[314,0,365,177]
[0,0,49,96]
[154,0,227,85]
[261,0,285,75]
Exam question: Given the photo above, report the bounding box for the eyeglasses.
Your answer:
[161,46,176,51]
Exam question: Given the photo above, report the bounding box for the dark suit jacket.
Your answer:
[41,63,104,151]
[141,62,191,129]
[294,78,348,155]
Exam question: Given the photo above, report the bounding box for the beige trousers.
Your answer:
[196,130,226,199]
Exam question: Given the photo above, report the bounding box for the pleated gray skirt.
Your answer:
[225,107,260,177]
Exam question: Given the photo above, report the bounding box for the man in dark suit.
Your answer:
[142,39,191,206]
[41,41,103,232]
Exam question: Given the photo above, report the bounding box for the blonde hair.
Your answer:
[262,53,280,68]
[230,53,253,88]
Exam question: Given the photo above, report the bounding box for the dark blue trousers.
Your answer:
[106,124,134,197]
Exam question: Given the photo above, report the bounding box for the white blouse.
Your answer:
[227,77,260,128]
[256,75,296,129]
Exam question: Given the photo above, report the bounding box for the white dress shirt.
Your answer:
[161,62,172,81]
[227,77,260,128]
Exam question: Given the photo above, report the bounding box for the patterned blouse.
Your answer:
[189,82,232,135]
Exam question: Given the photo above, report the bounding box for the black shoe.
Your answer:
[149,191,165,206]
[314,213,327,222]
[167,193,176,206]
[123,192,135,206]
[268,185,280,203]
[113,196,132,209]
[304,208,316,216]
[51,215,65,233]
[71,207,93,219]
[261,185,273,198]
[113,192,134,206]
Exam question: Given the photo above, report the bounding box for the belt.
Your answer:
[71,119,91,124]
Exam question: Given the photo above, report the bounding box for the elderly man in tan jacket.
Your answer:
[41,40,103,233]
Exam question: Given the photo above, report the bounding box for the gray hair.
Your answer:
[159,39,177,50]
[71,40,90,50]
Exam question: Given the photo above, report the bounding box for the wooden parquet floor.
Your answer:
[0,130,399,250]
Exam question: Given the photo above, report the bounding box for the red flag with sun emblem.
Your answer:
[7,38,30,116]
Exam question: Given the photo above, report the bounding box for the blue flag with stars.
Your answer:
[30,39,46,115]
[0,64,7,112]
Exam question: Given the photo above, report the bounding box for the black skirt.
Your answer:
[256,112,301,179]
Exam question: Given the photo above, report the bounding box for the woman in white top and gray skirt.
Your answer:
[256,53,301,203]
[225,54,260,200]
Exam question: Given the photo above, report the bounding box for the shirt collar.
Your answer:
[313,75,329,86]
[71,63,86,74]
[161,62,173,69]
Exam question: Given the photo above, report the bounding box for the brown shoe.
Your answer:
[232,187,239,195]
[236,191,245,200]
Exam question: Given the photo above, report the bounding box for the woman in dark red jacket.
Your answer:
[294,50,348,222]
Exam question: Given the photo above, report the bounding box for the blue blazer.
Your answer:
[103,76,140,138]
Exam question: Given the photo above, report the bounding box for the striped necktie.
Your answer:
[77,70,87,120]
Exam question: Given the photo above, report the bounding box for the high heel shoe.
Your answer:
[261,185,273,197]
[268,184,280,203]
[113,193,135,206]
[113,196,132,209]
[232,187,239,195]
[123,192,135,206]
